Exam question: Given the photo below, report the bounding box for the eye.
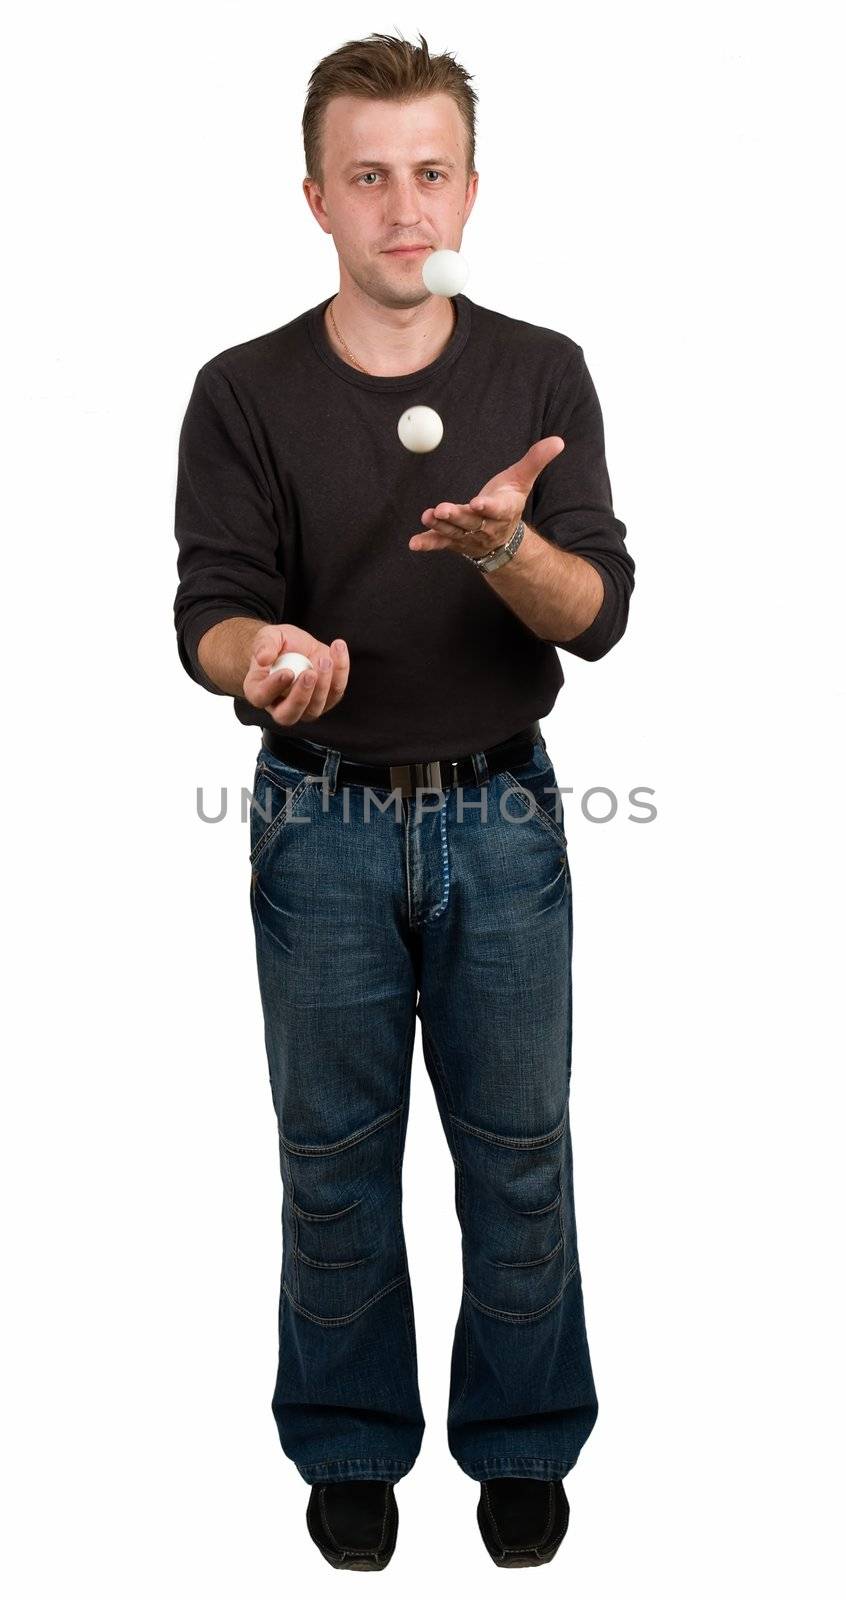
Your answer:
[355,170,446,186]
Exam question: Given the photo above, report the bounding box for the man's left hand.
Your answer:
[408,435,566,559]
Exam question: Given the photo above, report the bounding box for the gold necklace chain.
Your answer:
[327,295,456,376]
[328,297,368,372]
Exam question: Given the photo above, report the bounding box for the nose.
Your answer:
[385,174,424,228]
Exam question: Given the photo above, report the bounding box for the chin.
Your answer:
[376,277,428,306]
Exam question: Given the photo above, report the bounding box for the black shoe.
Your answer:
[306,1479,399,1570]
[477,1476,570,1567]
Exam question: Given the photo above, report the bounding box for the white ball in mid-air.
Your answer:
[397,405,444,454]
[268,649,313,677]
[422,248,469,297]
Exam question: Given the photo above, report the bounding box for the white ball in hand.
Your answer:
[269,650,313,678]
[398,405,444,454]
[422,248,468,297]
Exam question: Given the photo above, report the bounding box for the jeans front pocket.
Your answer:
[499,743,570,854]
[249,757,315,869]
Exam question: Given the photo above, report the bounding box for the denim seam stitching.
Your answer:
[499,769,570,855]
[517,1186,561,1219]
[461,1454,573,1471]
[559,1120,568,1257]
[419,799,450,922]
[294,1245,379,1270]
[283,1271,409,1327]
[462,1259,578,1323]
[249,766,314,866]
[449,1110,567,1149]
[307,1457,414,1472]
[276,1131,299,1304]
[415,800,447,928]
[417,1023,466,1222]
[292,1197,361,1222]
[416,1018,474,1403]
[284,1101,406,1323]
[489,1233,564,1271]
[280,1102,402,1157]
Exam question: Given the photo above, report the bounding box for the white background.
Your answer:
[3,2,844,1593]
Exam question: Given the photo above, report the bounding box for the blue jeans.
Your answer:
[248,728,598,1486]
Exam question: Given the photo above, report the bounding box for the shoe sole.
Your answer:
[317,1553,389,1571]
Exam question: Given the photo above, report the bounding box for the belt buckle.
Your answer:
[389,759,443,798]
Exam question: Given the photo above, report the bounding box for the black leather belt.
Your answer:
[260,721,541,798]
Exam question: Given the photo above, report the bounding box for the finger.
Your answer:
[254,634,342,709]
[298,650,337,721]
[424,514,488,542]
[422,505,466,528]
[251,666,295,707]
[320,639,351,712]
[273,640,349,725]
[466,500,500,529]
[408,532,454,551]
[524,435,565,481]
[432,503,479,530]
[434,513,474,534]
[438,502,500,534]
[253,634,286,667]
[269,665,319,725]
[427,522,467,542]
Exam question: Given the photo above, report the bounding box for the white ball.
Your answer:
[268,649,313,678]
[422,248,469,297]
[397,405,444,454]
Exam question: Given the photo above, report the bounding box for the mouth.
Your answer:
[383,246,430,255]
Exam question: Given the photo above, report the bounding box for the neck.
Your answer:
[325,290,457,378]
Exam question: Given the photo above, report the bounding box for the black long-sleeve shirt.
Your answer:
[173,292,634,763]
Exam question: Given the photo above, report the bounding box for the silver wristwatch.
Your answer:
[462,518,525,573]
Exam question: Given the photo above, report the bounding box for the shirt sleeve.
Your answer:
[530,345,635,661]
[173,359,287,694]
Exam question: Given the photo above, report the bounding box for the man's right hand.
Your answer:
[243,623,349,726]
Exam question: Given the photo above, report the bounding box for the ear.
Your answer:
[463,169,479,226]
[302,176,332,235]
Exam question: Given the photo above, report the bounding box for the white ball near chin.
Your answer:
[422,248,469,297]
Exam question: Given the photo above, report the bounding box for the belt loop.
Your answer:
[472,747,490,784]
[321,748,341,795]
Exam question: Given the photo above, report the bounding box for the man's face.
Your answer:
[303,92,479,308]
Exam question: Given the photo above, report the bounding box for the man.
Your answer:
[173,30,634,1572]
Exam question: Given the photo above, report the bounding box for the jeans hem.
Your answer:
[454,1455,575,1482]
[296,1457,417,1485]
